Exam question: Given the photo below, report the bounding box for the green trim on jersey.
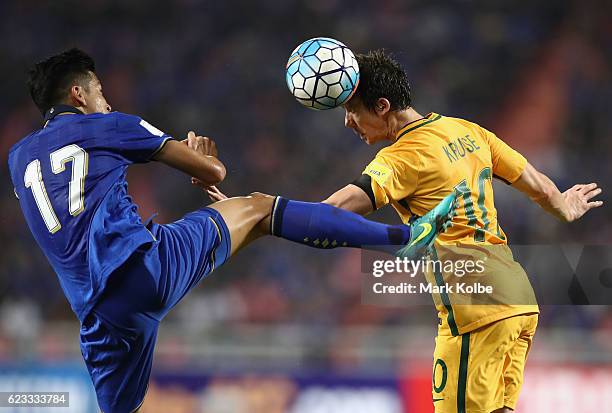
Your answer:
[431,247,459,336]
[397,114,442,140]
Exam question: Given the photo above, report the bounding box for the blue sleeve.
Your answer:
[112,112,174,163]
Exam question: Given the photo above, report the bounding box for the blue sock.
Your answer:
[270,197,410,250]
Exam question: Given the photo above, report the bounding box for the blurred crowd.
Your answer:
[0,0,611,365]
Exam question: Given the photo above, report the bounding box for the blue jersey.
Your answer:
[8,106,173,321]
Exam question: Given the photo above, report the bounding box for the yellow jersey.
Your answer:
[363,112,539,335]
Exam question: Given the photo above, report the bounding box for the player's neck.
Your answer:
[388,107,424,140]
[73,105,93,114]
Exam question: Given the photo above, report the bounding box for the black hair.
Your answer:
[26,48,96,115]
[354,49,411,111]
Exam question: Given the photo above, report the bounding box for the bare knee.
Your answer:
[491,408,513,413]
[247,192,275,213]
[246,192,276,231]
[248,191,275,201]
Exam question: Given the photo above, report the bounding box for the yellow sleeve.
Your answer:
[481,127,527,184]
[362,149,420,209]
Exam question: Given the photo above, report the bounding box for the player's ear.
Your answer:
[375,98,391,116]
[69,85,87,108]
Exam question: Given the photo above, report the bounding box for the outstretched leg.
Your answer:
[208,192,457,258]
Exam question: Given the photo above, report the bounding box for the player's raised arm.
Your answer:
[153,131,226,186]
[511,162,603,222]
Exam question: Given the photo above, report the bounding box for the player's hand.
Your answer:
[184,131,218,158]
[182,131,224,191]
[562,183,603,222]
[190,178,229,202]
[205,185,229,202]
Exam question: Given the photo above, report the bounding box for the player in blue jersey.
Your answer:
[8,48,457,413]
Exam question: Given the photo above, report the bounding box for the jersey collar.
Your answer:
[395,112,442,140]
[44,105,84,124]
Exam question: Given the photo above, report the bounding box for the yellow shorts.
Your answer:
[431,314,538,413]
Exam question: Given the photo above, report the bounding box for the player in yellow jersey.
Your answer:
[205,49,603,412]
[320,50,603,413]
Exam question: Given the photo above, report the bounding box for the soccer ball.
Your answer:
[285,37,360,110]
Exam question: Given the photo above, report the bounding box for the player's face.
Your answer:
[343,97,388,145]
[81,73,112,114]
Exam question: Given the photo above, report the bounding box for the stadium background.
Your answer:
[1,0,611,411]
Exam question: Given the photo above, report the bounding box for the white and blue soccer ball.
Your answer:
[286,37,360,110]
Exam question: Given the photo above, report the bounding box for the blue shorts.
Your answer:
[79,207,231,413]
